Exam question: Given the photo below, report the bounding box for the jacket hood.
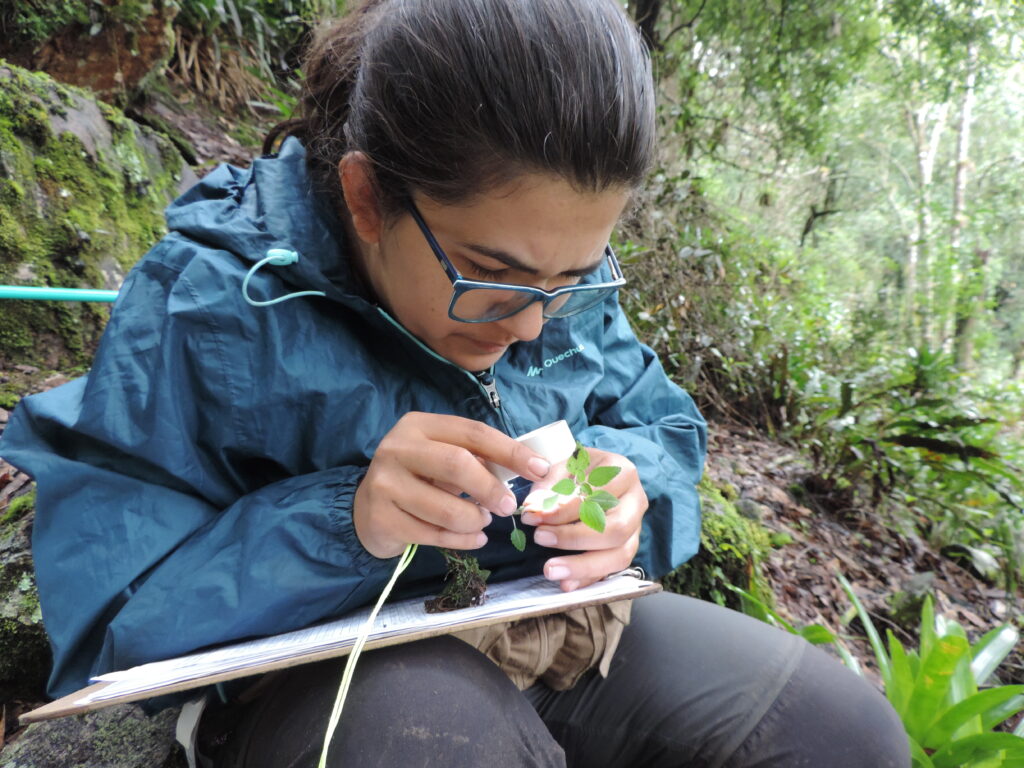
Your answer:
[165,137,362,307]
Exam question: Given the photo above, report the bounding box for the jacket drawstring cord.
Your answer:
[242,249,327,307]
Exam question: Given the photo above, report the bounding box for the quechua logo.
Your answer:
[526,343,585,377]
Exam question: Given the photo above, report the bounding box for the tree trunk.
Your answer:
[951,45,978,367]
[903,101,948,348]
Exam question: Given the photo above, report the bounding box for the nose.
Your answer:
[495,299,545,343]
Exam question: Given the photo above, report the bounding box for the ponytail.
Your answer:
[265,0,655,217]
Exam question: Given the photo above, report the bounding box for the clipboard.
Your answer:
[22,572,660,723]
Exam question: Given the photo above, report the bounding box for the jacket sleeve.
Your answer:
[575,298,707,580]
[0,243,396,699]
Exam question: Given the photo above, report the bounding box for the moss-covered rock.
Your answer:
[0,702,184,768]
[0,489,51,701]
[0,62,195,371]
[661,474,773,610]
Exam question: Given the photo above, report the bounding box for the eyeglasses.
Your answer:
[407,203,626,324]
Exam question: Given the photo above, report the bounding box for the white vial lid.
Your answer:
[486,420,576,484]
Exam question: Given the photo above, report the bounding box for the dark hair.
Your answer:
[265,0,655,217]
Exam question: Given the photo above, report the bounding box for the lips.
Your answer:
[463,335,512,353]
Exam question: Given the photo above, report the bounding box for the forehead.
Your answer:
[413,175,630,272]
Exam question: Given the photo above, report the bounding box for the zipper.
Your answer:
[476,371,501,410]
[376,308,512,433]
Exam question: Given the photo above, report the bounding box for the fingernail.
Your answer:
[528,457,551,477]
[500,495,517,516]
[546,565,570,580]
[520,512,540,526]
[563,580,580,592]
[534,530,556,547]
[475,533,488,547]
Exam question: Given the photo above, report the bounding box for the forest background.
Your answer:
[0,0,1023,764]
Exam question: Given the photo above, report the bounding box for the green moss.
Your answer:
[0,63,181,368]
[661,475,773,610]
[3,490,36,528]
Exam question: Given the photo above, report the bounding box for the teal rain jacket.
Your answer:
[0,138,707,699]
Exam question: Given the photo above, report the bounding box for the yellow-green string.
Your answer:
[317,543,419,768]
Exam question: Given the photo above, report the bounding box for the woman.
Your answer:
[0,0,910,765]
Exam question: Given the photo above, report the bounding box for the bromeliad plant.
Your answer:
[736,576,1024,767]
[835,573,1024,768]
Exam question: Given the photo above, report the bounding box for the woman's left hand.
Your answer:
[519,446,648,591]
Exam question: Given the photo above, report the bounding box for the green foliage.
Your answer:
[0,0,159,45]
[790,350,1024,589]
[177,0,343,83]
[836,574,1024,766]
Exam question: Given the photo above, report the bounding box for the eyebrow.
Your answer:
[459,242,605,278]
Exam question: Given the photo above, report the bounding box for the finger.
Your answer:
[520,490,580,526]
[390,504,491,553]
[411,413,552,482]
[543,530,641,591]
[392,478,492,533]
[394,440,521,517]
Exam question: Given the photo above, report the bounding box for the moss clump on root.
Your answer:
[425,549,492,613]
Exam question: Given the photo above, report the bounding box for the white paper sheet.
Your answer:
[78,570,652,705]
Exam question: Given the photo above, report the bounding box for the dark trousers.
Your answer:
[200,592,911,767]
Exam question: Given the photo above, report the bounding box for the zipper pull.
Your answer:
[477,372,502,410]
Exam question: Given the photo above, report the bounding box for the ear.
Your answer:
[338,152,384,246]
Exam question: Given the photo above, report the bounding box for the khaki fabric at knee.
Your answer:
[455,601,633,691]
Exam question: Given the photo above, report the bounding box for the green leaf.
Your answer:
[510,528,526,552]
[567,443,589,478]
[543,494,559,510]
[551,478,577,495]
[723,584,798,633]
[908,736,936,768]
[971,625,1020,686]
[887,631,916,718]
[588,465,621,487]
[981,693,1024,733]
[930,732,1024,768]
[922,686,1024,749]
[920,596,937,661]
[799,625,838,645]
[579,499,606,533]
[903,635,971,740]
[588,490,620,511]
[837,573,892,688]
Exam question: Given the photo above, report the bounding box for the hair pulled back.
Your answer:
[266,0,655,217]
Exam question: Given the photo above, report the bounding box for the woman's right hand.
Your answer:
[353,413,551,558]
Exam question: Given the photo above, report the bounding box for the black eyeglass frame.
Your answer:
[406,202,626,324]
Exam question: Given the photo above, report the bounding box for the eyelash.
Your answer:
[465,262,509,280]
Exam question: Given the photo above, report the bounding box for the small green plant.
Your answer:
[507,441,622,552]
[540,442,621,532]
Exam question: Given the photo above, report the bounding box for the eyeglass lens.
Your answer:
[451,285,611,322]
